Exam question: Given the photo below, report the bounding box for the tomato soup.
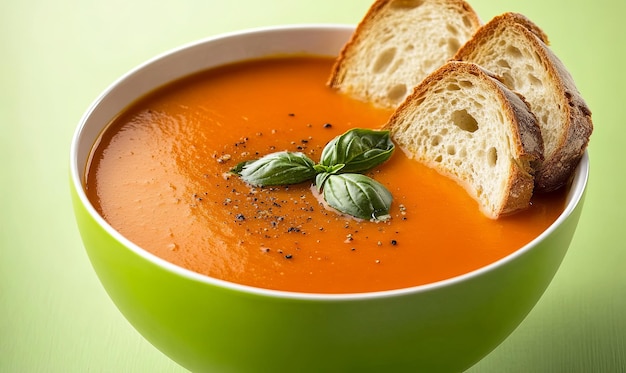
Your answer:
[85,56,566,294]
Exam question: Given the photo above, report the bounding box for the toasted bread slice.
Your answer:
[453,12,593,192]
[385,61,544,218]
[328,0,481,109]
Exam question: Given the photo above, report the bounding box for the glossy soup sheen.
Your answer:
[85,56,566,294]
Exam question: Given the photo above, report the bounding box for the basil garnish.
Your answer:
[233,151,317,186]
[231,128,395,221]
[320,128,394,173]
[321,173,393,221]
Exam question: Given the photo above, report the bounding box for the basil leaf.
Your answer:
[314,172,332,193]
[321,173,392,221]
[235,151,317,186]
[320,128,394,174]
[230,160,254,175]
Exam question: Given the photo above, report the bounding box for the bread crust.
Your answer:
[386,62,543,218]
[453,12,593,192]
[328,0,482,108]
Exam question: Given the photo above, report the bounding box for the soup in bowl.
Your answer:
[70,25,589,372]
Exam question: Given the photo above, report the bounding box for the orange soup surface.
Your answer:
[85,56,566,294]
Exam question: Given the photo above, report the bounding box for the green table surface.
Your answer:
[2,0,624,371]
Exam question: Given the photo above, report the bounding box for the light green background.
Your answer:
[2,0,624,371]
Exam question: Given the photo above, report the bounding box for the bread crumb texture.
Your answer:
[453,12,593,192]
[328,0,481,108]
[387,62,540,218]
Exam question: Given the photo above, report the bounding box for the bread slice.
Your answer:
[328,0,481,109]
[453,12,593,192]
[385,61,544,218]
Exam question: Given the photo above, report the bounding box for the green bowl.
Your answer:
[70,25,589,372]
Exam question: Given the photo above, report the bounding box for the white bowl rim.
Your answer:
[70,24,590,301]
